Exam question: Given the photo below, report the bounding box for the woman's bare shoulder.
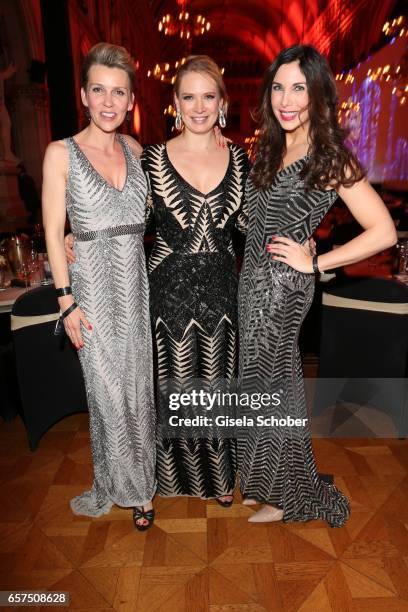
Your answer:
[43,140,69,174]
[122,134,143,158]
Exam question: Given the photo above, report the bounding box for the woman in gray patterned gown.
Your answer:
[42,43,156,530]
[238,45,396,525]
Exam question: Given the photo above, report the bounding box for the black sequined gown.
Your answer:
[238,157,350,527]
[141,143,249,498]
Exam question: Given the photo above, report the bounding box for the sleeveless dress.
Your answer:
[65,135,156,517]
[141,143,249,498]
[238,157,350,527]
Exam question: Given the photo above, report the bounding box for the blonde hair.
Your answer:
[174,55,228,113]
[81,42,136,91]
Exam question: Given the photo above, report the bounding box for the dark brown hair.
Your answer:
[173,55,229,114]
[251,45,365,190]
[81,42,136,91]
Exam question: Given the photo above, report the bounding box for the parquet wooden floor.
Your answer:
[1,414,408,611]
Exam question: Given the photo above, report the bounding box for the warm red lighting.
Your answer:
[133,102,141,136]
[157,1,210,39]
[80,35,92,57]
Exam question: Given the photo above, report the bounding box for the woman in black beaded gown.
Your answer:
[142,56,249,500]
[238,45,396,525]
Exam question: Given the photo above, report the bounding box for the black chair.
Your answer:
[0,341,21,421]
[314,278,408,437]
[11,285,87,450]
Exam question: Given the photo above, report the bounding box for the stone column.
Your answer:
[0,162,26,231]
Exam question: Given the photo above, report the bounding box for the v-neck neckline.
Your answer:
[277,154,309,175]
[164,143,232,198]
[71,134,129,193]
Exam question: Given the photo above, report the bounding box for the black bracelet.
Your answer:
[61,302,78,319]
[54,302,78,336]
[56,286,72,297]
[312,255,320,274]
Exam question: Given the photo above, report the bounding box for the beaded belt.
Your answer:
[74,223,144,242]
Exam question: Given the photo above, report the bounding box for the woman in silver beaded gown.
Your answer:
[42,44,156,530]
[238,45,396,526]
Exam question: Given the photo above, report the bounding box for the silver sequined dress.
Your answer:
[238,157,350,527]
[65,135,156,517]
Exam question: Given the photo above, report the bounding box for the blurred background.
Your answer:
[0,0,406,233]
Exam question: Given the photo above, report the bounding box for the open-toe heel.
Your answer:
[216,495,234,508]
[133,506,155,531]
[242,498,258,506]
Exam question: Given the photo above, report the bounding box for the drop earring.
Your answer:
[218,107,226,128]
[175,107,182,130]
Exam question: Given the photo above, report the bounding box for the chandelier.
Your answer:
[382,15,406,38]
[335,16,408,108]
[337,98,361,124]
[148,1,212,85]
[147,58,187,85]
[158,1,211,40]
[337,62,407,107]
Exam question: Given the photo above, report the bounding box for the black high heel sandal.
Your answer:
[133,506,155,531]
[216,495,234,508]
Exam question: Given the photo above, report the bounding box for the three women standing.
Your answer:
[55,41,396,531]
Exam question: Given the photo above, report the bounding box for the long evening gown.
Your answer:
[238,156,350,527]
[66,135,156,517]
[141,143,249,498]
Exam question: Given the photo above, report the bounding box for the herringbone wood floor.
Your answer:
[1,412,408,611]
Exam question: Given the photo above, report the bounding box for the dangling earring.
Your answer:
[84,107,90,121]
[175,107,182,130]
[126,110,132,122]
[218,107,226,128]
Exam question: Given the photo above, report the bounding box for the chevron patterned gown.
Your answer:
[65,135,156,517]
[238,157,350,527]
[141,143,249,498]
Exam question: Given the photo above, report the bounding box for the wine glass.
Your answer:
[27,244,42,286]
[397,239,408,275]
[16,259,31,291]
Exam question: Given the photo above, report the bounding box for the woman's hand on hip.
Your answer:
[266,236,314,273]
